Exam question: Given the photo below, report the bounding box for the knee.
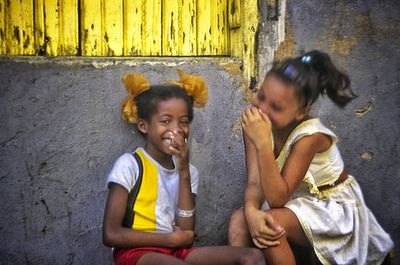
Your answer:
[228,209,247,244]
[240,248,265,265]
[228,209,245,232]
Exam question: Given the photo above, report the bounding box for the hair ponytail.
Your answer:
[305,50,356,108]
[268,50,357,108]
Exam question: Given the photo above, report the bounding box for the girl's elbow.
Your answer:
[102,232,112,247]
[102,227,117,247]
[266,195,290,208]
[265,188,291,207]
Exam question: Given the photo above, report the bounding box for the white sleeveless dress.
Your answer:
[266,118,393,265]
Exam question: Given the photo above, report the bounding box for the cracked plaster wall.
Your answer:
[0,58,248,264]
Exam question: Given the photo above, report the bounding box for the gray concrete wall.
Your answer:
[1,0,399,264]
[0,58,248,264]
[283,0,400,262]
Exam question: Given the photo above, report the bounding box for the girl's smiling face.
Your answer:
[138,97,190,159]
[252,74,309,130]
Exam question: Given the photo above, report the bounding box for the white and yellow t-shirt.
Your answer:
[107,147,199,233]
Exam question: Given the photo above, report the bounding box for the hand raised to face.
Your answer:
[242,107,273,151]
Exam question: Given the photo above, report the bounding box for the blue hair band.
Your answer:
[301,55,312,64]
[282,63,307,87]
[283,64,299,80]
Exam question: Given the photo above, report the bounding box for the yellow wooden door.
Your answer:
[0,0,258,82]
[1,0,231,56]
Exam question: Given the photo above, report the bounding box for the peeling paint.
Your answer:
[230,116,243,139]
[355,100,373,118]
[355,15,371,39]
[13,26,20,43]
[361,151,373,161]
[91,60,117,68]
[329,35,359,55]
[274,18,296,61]
[218,59,253,100]
[219,60,241,75]
[2,56,233,68]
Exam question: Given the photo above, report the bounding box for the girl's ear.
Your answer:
[296,106,311,121]
[136,119,148,134]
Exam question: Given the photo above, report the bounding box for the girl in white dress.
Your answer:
[228,51,393,264]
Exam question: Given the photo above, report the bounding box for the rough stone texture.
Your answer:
[1,0,399,264]
[0,58,248,264]
[285,0,400,262]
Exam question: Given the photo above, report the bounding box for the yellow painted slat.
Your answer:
[34,0,45,55]
[59,0,79,55]
[6,0,35,55]
[229,0,259,84]
[162,0,179,55]
[81,0,102,56]
[231,0,258,83]
[229,0,242,58]
[228,0,240,29]
[197,0,211,55]
[43,0,59,56]
[0,0,5,54]
[124,0,142,55]
[102,0,123,56]
[241,0,258,83]
[179,0,196,55]
[142,0,161,56]
[38,0,87,56]
[211,0,228,55]
[230,27,242,58]
[220,0,229,54]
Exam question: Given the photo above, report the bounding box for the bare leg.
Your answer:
[185,246,265,265]
[136,252,187,265]
[261,208,310,265]
[228,208,254,247]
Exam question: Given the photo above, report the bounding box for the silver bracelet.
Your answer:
[176,207,195,218]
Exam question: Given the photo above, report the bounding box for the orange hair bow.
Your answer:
[121,73,150,124]
[166,69,208,108]
[121,70,208,124]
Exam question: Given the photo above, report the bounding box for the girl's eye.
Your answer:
[160,119,170,124]
[258,93,265,101]
[271,104,282,112]
[180,120,190,126]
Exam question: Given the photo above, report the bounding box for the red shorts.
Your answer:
[113,247,195,265]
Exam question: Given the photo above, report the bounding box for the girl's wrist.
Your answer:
[244,205,259,217]
[255,141,272,153]
[178,168,190,178]
[176,207,196,218]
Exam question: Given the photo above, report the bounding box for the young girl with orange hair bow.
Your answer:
[102,70,265,265]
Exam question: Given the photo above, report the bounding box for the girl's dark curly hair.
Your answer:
[135,85,194,122]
